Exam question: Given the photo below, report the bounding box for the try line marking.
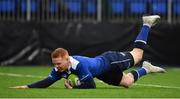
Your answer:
[0,72,180,89]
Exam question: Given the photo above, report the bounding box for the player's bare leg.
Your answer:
[120,61,166,88]
[119,15,163,88]
[130,15,161,65]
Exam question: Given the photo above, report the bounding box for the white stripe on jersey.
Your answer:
[111,59,131,64]
[80,74,89,81]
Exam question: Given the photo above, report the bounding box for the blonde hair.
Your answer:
[51,48,69,58]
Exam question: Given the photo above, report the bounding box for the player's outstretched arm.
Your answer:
[10,76,59,88]
[10,68,62,88]
[27,77,58,88]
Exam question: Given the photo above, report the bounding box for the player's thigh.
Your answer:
[101,51,134,71]
[130,48,144,65]
[96,64,123,86]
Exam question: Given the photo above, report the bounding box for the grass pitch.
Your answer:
[0,66,180,98]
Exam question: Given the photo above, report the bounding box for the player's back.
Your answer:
[72,56,110,77]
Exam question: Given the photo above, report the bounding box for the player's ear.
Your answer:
[64,55,69,61]
[66,57,70,61]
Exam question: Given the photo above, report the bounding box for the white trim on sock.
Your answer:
[135,40,147,44]
[143,24,151,28]
[135,70,140,79]
[142,67,149,74]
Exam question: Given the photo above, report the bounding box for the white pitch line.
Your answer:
[1,72,180,89]
[134,83,180,89]
[97,80,180,89]
[0,72,45,78]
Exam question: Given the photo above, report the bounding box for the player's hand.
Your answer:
[10,85,29,89]
[64,79,73,89]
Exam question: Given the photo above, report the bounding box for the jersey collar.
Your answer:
[54,56,79,73]
[69,56,79,70]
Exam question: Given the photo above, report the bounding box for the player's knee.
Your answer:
[135,55,143,64]
[120,74,134,88]
[130,48,143,65]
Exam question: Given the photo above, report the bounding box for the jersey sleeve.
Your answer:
[74,65,96,89]
[48,67,62,81]
[27,67,62,88]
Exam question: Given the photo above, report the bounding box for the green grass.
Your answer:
[0,66,180,98]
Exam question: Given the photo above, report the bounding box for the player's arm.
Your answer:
[74,67,96,89]
[11,76,58,88]
[74,75,96,89]
[27,76,58,88]
[11,67,61,88]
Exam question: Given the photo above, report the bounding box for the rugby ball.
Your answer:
[68,74,80,87]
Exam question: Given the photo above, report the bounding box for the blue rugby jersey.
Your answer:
[49,56,110,80]
[27,55,110,88]
[47,56,110,88]
[72,56,110,79]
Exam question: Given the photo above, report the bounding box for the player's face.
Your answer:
[52,56,71,72]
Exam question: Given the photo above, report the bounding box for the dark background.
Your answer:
[0,21,179,66]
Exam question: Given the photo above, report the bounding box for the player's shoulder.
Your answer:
[72,55,88,60]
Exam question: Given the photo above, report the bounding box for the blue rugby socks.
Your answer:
[134,25,151,49]
[130,67,147,82]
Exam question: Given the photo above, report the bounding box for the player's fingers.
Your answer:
[64,80,72,89]
[64,79,69,87]
[64,82,69,88]
[9,86,21,88]
[9,86,28,89]
[65,82,72,89]
[64,83,72,89]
